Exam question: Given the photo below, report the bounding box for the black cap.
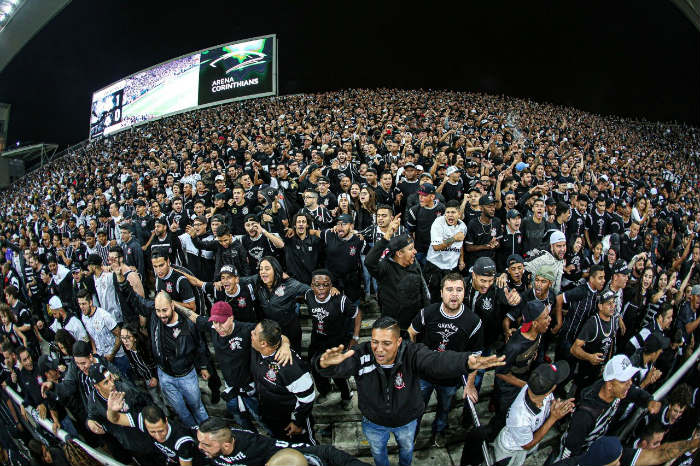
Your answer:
[599,288,617,303]
[37,355,59,375]
[613,259,630,275]
[506,254,524,267]
[155,217,169,227]
[96,228,107,235]
[88,363,108,386]
[72,340,92,358]
[479,194,495,206]
[337,214,354,224]
[418,183,436,195]
[523,300,546,323]
[466,186,480,194]
[545,197,556,206]
[219,265,238,276]
[214,192,227,200]
[506,209,522,219]
[472,257,497,277]
[644,332,670,353]
[70,264,81,273]
[528,361,570,395]
[388,234,412,254]
[317,176,330,184]
[134,199,146,207]
[404,162,416,169]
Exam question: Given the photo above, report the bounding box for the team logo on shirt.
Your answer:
[394,371,405,389]
[127,248,132,255]
[166,282,173,293]
[242,207,249,215]
[265,366,278,383]
[491,228,497,237]
[237,297,247,308]
[349,246,357,256]
[275,286,285,297]
[482,297,492,311]
[229,337,242,350]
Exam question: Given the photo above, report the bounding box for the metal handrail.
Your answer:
[618,344,700,441]
[466,396,493,466]
[3,385,127,466]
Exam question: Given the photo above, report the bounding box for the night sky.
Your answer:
[0,0,698,146]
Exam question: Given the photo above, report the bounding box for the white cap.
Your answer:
[446,166,459,177]
[549,230,566,245]
[48,296,63,310]
[603,354,639,382]
[650,188,658,195]
[599,174,609,182]
[215,174,225,181]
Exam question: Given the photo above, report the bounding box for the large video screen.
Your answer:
[89,35,276,138]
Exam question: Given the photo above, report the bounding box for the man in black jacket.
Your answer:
[186,223,250,280]
[365,214,430,330]
[117,271,209,428]
[315,316,505,466]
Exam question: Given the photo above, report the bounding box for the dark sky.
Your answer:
[0,0,698,146]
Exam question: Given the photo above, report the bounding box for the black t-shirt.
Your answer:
[495,331,541,402]
[230,202,254,236]
[195,317,256,391]
[206,428,298,466]
[155,269,195,306]
[410,303,484,385]
[321,230,368,278]
[202,282,258,323]
[241,234,278,272]
[161,321,186,375]
[136,415,197,465]
[577,314,618,365]
[550,448,640,466]
[442,179,464,203]
[464,216,502,264]
[304,291,357,347]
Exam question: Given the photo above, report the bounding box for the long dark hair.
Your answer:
[255,256,285,297]
[122,322,152,356]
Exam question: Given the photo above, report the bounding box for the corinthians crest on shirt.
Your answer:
[264,363,280,383]
[349,245,357,256]
[394,371,405,389]
[237,297,247,308]
[481,296,492,312]
[165,281,173,293]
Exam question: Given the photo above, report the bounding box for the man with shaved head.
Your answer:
[115,267,209,428]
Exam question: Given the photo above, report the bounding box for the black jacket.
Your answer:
[365,237,430,329]
[191,235,251,278]
[119,278,207,376]
[315,340,473,428]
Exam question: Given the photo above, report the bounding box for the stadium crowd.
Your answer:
[0,88,700,466]
[122,54,201,106]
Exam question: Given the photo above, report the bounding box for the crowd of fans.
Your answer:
[122,54,200,106]
[1,88,700,466]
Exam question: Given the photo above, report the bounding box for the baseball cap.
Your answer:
[603,354,639,382]
[37,355,59,376]
[690,284,700,296]
[317,176,330,184]
[388,234,413,254]
[599,174,609,182]
[418,183,436,195]
[506,254,524,267]
[599,288,617,303]
[528,361,570,395]
[337,214,354,224]
[472,257,497,277]
[219,265,237,276]
[612,259,629,275]
[88,363,109,386]
[479,194,495,206]
[579,436,623,466]
[446,166,459,177]
[523,300,546,323]
[48,296,63,310]
[215,174,225,181]
[644,332,670,353]
[134,199,146,207]
[515,162,529,172]
[155,217,169,227]
[70,264,81,273]
[404,162,416,169]
[506,209,521,219]
[545,197,556,206]
[72,340,92,358]
[536,264,556,282]
[209,301,233,323]
[96,228,107,235]
[549,230,566,245]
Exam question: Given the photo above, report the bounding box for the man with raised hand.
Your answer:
[314,316,504,466]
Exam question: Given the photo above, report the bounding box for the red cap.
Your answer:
[208,301,233,323]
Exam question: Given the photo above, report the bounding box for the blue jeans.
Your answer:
[60,415,79,439]
[418,379,458,434]
[157,367,208,428]
[361,417,417,466]
[361,253,377,295]
[415,252,427,268]
[226,395,263,433]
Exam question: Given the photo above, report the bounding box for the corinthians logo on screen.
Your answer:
[209,49,268,74]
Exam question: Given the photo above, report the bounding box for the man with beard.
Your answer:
[299,189,333,231]
[229,184,253,236]
[521,197,547,254]
[503,264,556,343]
[464,194,502,269]
[241,215,284,272]
[408,273,483,447]
[424,201,467,303]
[284,213,322,285]
[125,287,209,428]
[316,214,368,304]
[375,171,397,211]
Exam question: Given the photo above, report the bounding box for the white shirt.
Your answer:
[498,385,553,452]
[49,315,88,342]
[93,271,123,323]
[426,216,467,270]
[82,307,125,358]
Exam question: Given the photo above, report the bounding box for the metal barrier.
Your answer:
[618,344,700,441]
[3,385,127,466]
[466,396,493,466]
